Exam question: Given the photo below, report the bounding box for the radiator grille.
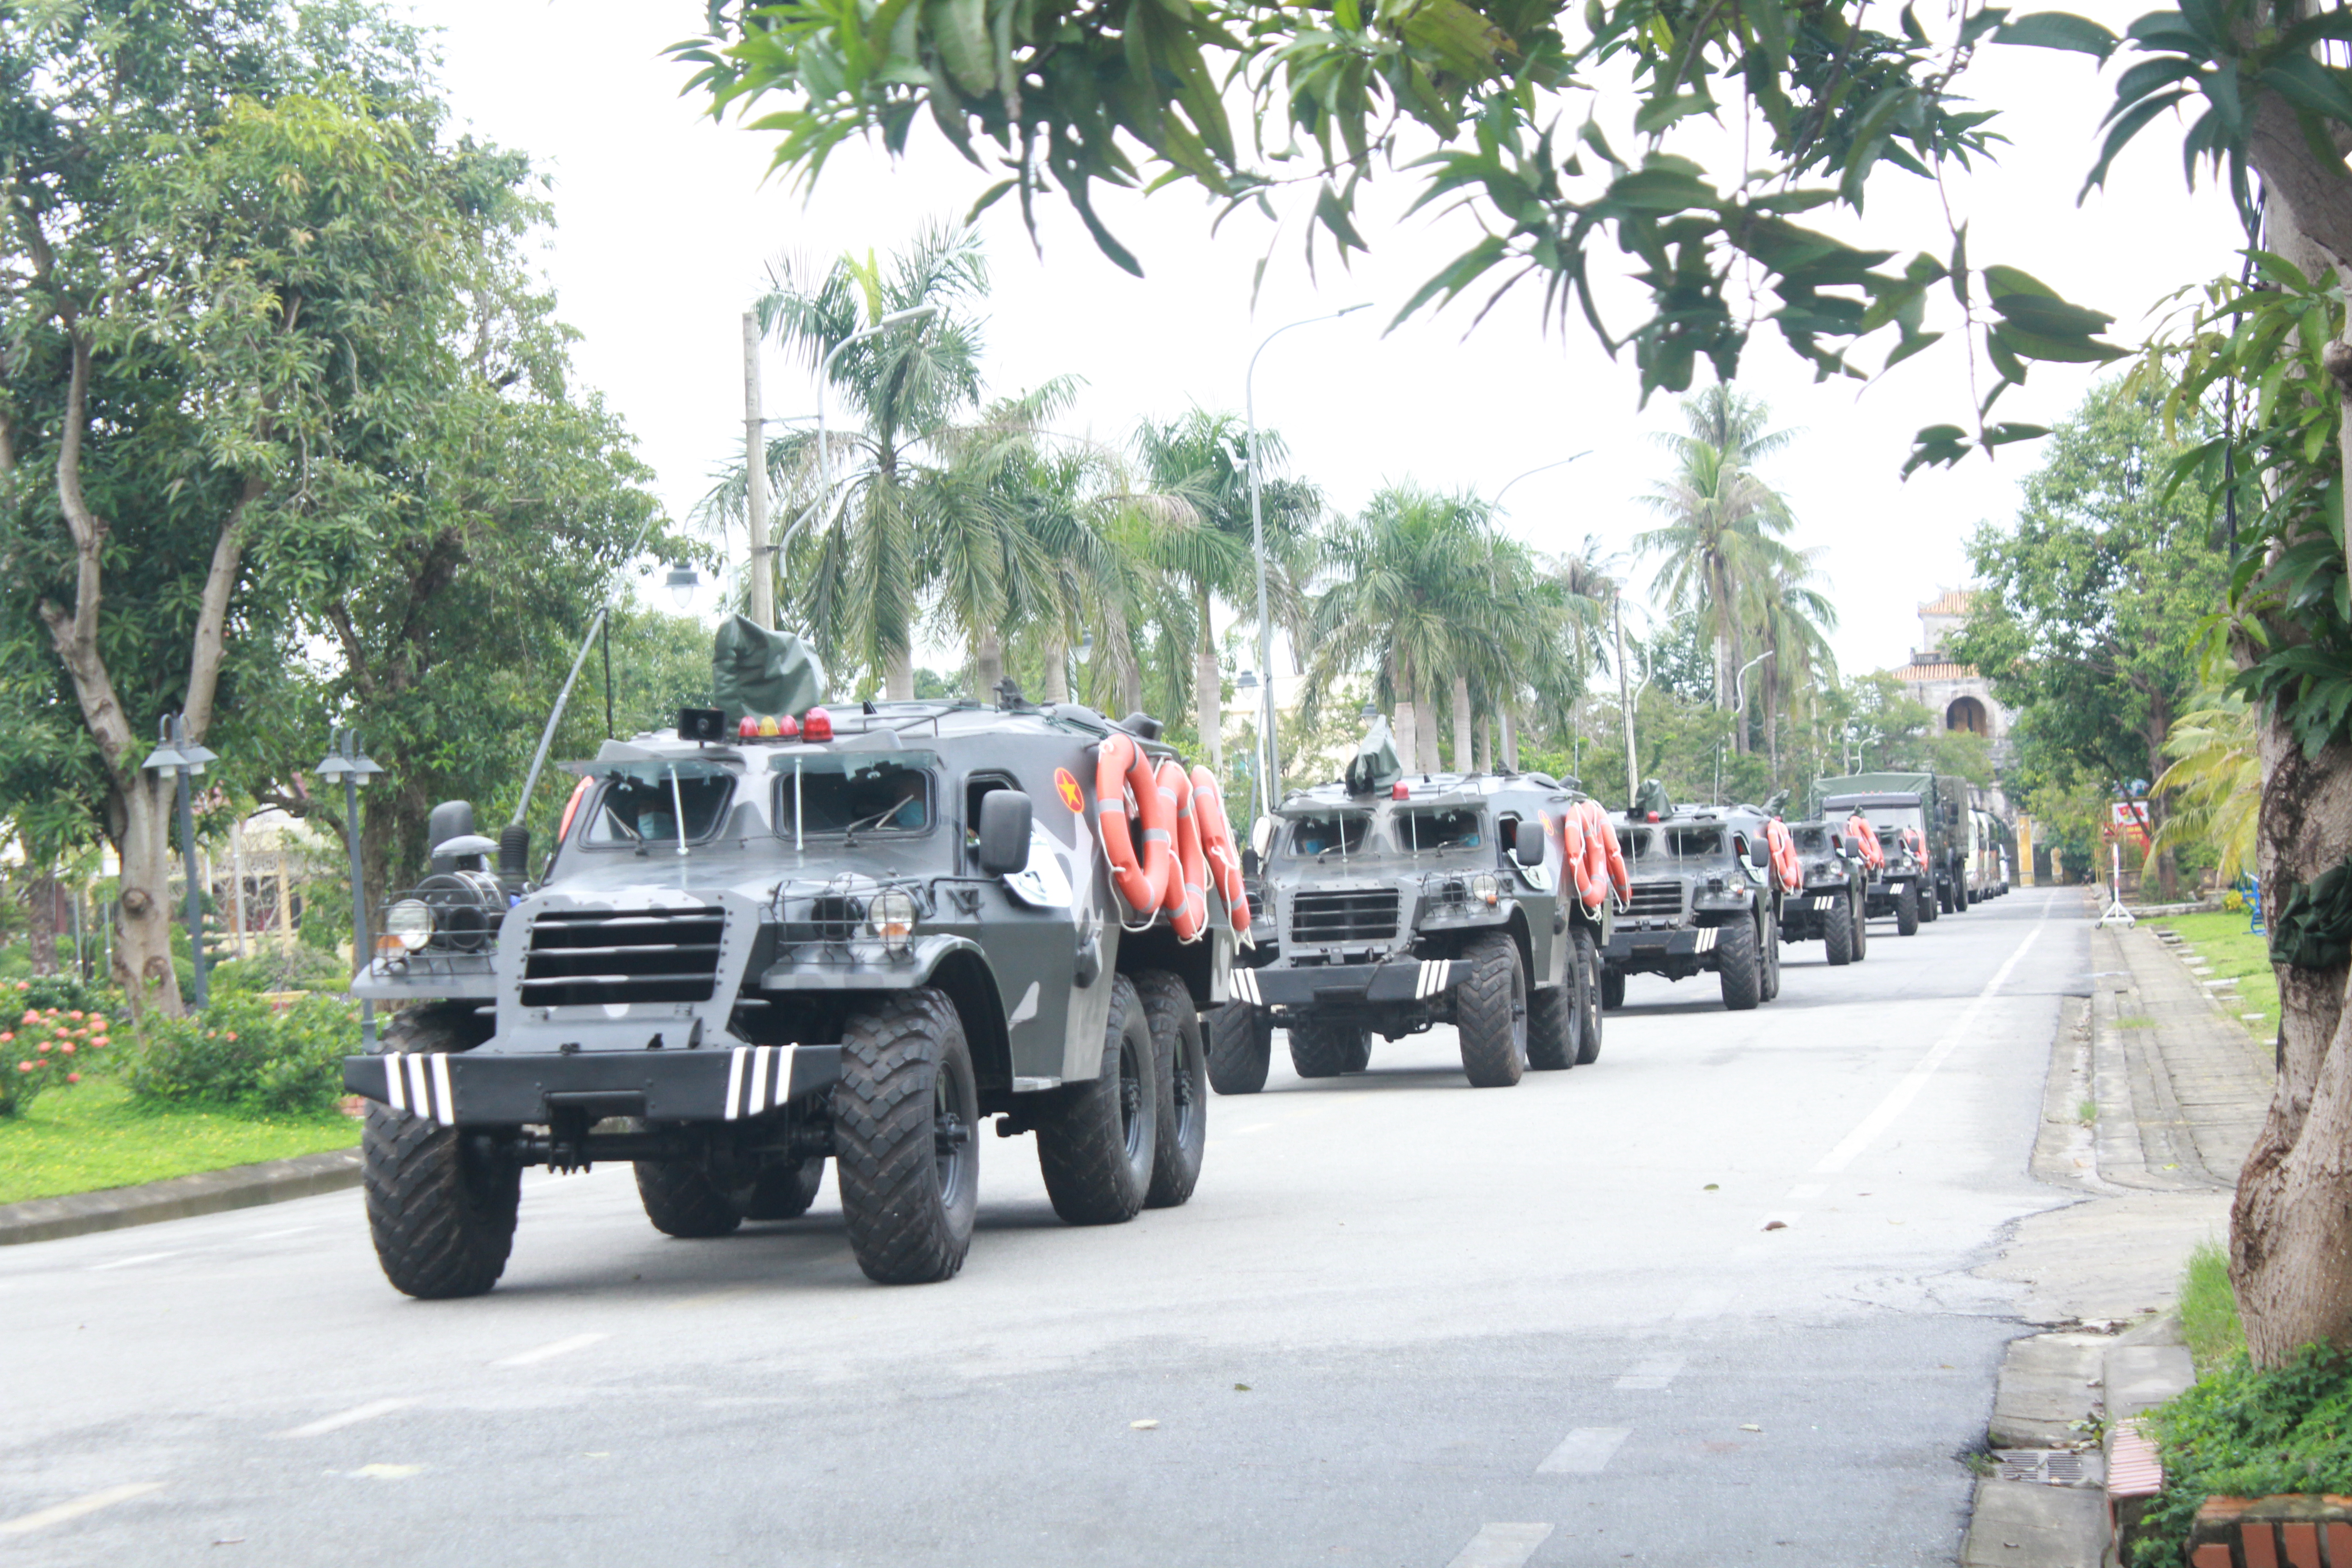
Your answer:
[520,906,724,1008]
[1289,888,1401,944]
[1626,880,1686,920]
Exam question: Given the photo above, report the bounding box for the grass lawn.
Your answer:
[2146,909,2280,1044]
[0,1078,358,1206]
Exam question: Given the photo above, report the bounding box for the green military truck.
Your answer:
[1813,771,1975,917]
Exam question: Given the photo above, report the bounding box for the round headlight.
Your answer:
[1470,873,1499,906]
[386,899,432,952]
[868,889,917,953]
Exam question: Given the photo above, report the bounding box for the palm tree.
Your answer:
[2151,691,2258,881]
[1128,411,1320,767]
[1637,387,1807,753]
[1744,547,1839,784]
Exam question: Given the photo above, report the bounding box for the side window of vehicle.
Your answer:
[1497,813,1523,868]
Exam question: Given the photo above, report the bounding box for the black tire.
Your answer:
[1036,975,1156,1226]
[361,1006,516,1300]
[1528,979,1575,1071]
[1896,884,1921,936]
[1289,1019,1369,1079]
[1823,893,1856,966]
[1600,965,1626,1011]
[1716,918,1762,1011]
[743,1157,826,1220]
[1134,970,1206,1210]
[635,1160,747,1238]
[1852,889,1870,961]
[1571,926,1604,1065]
[1759,911,1782,1001]
[832,989,979,1284]
[1456,931,1529,1088]
[1204,1001,1272,1096]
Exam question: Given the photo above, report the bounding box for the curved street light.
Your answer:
[1246,302,1370,806]
[1491,451,1593,511]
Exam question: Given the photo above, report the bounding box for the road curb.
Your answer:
[0,1147,362,1246]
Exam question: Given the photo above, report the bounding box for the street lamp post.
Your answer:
[139,714,219,1010]
[315,729,386,1046]
[1246,302,1369,810]
[1719,650,1775,804]
[1489,451,1593,772]
[815,305,939,654]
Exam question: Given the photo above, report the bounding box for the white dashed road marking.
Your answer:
[1537,1427,1631,1474]
[492,1332,608,1367]
[274,1398,417,1439]
[1671,1289,1729,1321]
[1786,1184,1824,1200]
[0,1482,163,1536]
[1813,909,2048,1174]
[1615,1355,1685,1391]
[247,1226,316,1242]
[1444,1522,1554,1567]
[88,1251,181,1272]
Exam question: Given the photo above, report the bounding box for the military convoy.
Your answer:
[343,617,1239,1297]
[1222,720,1612,1088]
[337,606,2018,1297]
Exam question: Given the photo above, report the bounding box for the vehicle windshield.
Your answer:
[773,751,940,839]
[1630,824,1730,862]
[580,763,736,847]
[1791,824,1830,852]
[1865,806,1925,842]
[1279,810,1371,858]
[1390,806,1485,854]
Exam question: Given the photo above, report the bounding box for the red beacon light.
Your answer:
[1646,811,1661,823]
[1391,782,1410,800]
[801,706,833,742]
[776,712,802,740]
[737,715,760,740]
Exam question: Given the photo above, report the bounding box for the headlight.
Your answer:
[1470,873,1499,906]
[386,899,432,952]
[867,889,917,955]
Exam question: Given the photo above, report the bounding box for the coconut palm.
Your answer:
[1128,411,1320,767]
[1744,546,1840,783]
[1637,387,1807,752]
[2151,691,2259,881]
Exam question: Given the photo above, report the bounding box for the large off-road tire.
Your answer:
[1716,917,1762,1011]
[1823,892,1856,966]
[832,989,980,1284]
[1527,980,1576,1071]
[1036,975,1156,1226]
[1456,931,1529,1088]
[1289,1019,1370,1079]
[1896,884,1921,936]
[1134,970,1206,1210]
[1852,890,1871,961]
[1600,965,1626,1011]
[1204,1002,1272,1096]
[743,1157,826,1220]
[1571,926,1604,1065]
[1759,911,1782,1002]
[361,1005,515,1301]
[635,1160,747,1238]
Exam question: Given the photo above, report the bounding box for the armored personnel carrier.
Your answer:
[342,617,1235,1296]
[1823,788,1937,935]
[1598,786,1790,1012]
[1774,818,1871,966]
[1223,720,1613,1089]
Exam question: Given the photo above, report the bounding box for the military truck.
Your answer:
[1822,788,1939,935]
[341,616,1234,1297]
[1599,790,1787,1012]
[1222,720,1611,1089]
[1776,818,1871,966]
[1814,771,1974,916]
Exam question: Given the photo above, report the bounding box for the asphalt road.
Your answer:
[2,888,2086,1567]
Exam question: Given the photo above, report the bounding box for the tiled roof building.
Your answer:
[1891,589,2008,756]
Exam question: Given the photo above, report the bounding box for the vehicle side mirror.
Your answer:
[1241,846,1262,877]
[1515,820,1545,866]
[977,789,1032,876]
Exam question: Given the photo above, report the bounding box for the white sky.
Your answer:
[401,0,2238,684]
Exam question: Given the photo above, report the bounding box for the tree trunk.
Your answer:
[1451,675,1474,776]
[1478,714,1494,774]
[1503,709,1519,772]
[24,862,58,977]
[975,630,1004,701]
[1396,701,1419,776]
[885,648,914,701]
[1195,584,1222,768]
[1042,632,1069,704]
[113,777,181,1010]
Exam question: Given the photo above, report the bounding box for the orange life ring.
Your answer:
[1845,814,1885,872]
[558,775,592,841]
[1095,734,1173,916]
[1584,799,1630,905]
[1765,818,1801,892]
[1191,765,1251,934]
[1157,758,1209,941]
[1557,807,1604,913]
[1901,826,1927,865]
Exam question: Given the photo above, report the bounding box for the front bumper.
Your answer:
[1230,957,1466,1010]
[1602,926,1725,963]
[342,1044,844,1127]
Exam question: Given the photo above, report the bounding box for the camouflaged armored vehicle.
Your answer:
[1822,788,1937,935]
[1599,789,1787,1013]
[1775,818,1871,966]
[343,617,1232,1296]
[1222,720,1612,1089]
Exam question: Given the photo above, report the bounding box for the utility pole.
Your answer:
[743,311,774,630]
[1615,598,1637,809]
